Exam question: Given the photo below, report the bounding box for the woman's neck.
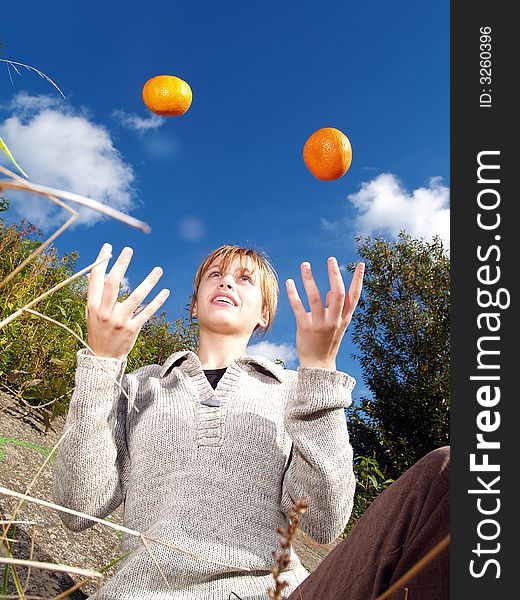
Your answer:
[197,331,250,369]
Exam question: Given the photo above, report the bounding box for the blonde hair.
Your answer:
[189,244,279,338]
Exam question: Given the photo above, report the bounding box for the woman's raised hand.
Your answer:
[285,257,364,370]
[86,243,170,359]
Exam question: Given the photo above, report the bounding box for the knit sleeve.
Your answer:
[281,367,356,544]
[52,348,131,532]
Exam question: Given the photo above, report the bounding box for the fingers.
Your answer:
[299,262,324,320]
[286,257,364,325]
[285,278,308,322]
[289,258,344,322]
[121,266,165,317]
[341,262,365,320]
[86,243,113,312]
[131,288,171,326]
[99,247,133,316]
[325,257,346,318]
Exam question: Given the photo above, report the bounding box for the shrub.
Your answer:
[341,453,394,537]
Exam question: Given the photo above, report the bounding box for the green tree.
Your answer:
[345,232,450,479]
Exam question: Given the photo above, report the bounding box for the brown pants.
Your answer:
[288,446,450,600]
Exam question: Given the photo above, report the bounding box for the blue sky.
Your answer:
[0,1,449,400]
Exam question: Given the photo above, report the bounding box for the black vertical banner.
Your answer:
[451,1,516,598]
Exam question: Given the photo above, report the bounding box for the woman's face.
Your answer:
[192,256,268,338]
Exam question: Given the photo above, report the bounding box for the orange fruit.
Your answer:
[142,75,192,116]
[303,127,352,180]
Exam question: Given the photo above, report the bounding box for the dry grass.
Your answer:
[0,165,154,597]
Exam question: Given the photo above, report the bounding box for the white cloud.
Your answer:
[112,109,179,160]
[346,173,450,247]
[246,340,298,368]
[0,92,137,230]
[5,92,60,113]
[177,216,206,242]
[112,109,164,133]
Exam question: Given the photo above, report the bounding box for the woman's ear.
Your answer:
[191,299,197,318]
[258,307,269,329]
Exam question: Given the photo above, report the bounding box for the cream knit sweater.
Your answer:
[53,348,356,599]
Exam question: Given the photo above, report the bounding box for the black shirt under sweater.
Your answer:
[203,367,227,390]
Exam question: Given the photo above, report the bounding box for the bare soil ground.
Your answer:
[0,391,340,599]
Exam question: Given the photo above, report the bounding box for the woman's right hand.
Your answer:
[85,243,170,359]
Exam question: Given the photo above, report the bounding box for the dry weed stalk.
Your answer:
[22,529,36,595]
[0,595,57,600]
[0,487,253,574]
[267,498,308,600]
[0,58,65,101]
[0,167,77,290]
[0,557,102,583]
[0,536,17,544]
[0,164,150,292]
[0,165,150,230]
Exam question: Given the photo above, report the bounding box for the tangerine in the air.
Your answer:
[142,75,192,116]
[303,127,352,180]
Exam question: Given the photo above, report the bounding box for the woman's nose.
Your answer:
[218,274,235,287]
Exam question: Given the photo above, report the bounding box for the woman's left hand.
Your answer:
[286,257,365,370]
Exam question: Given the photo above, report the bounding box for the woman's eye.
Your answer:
[209,271,220,277]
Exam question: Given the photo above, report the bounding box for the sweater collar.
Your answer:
[159,349,285,383]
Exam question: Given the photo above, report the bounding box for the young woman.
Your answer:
[53,241,365,599]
